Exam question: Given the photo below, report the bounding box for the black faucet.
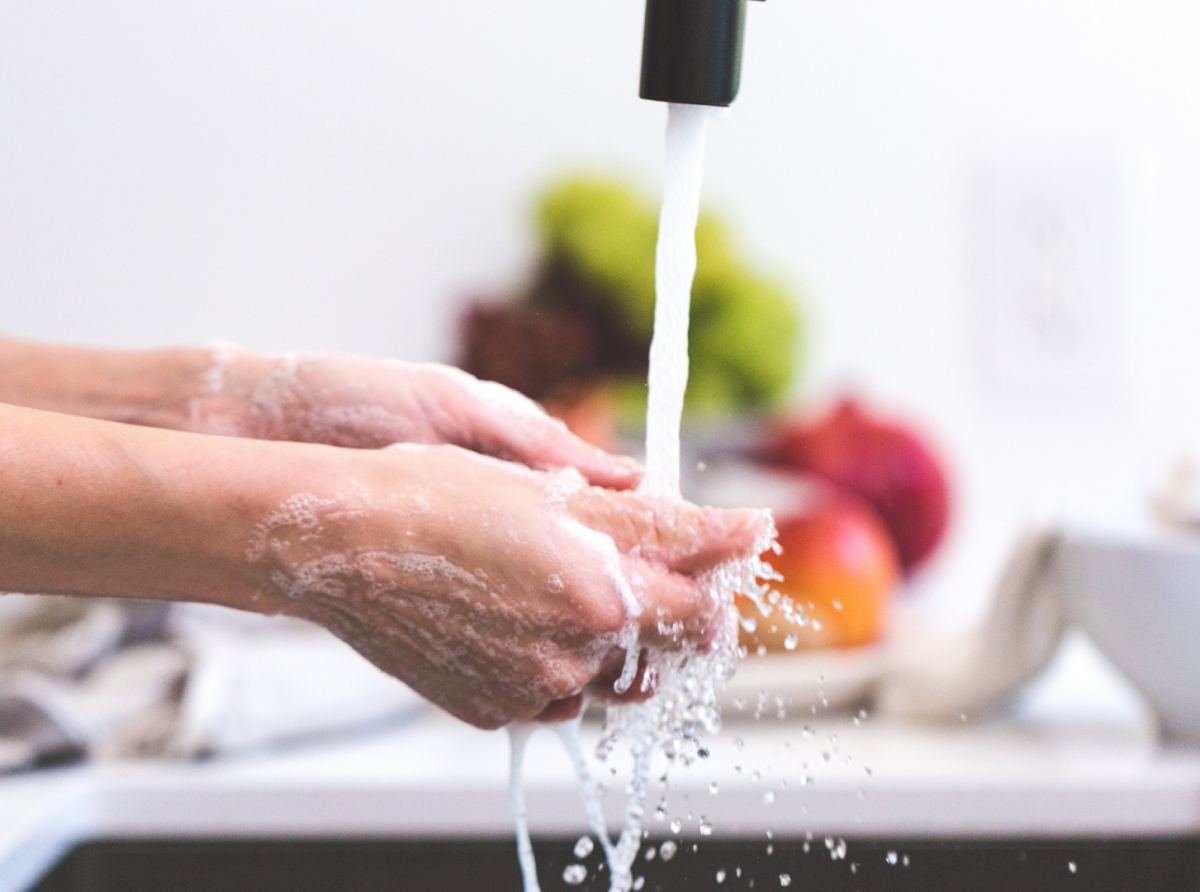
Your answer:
[639,0,764,107]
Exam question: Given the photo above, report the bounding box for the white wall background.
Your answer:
[4,0,1200,621]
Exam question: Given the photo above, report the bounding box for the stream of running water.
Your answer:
[510,103,773,892]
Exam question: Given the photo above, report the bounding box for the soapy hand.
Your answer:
[188,348,640,490]
[251,444,766,729]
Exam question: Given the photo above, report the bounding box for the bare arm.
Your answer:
[0,401,764,727]
[0,335,211,430]
[0,399,296,610]
[0,335,640,488]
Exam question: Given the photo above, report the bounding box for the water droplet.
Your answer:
[633,877,645,891]
[716,868,727,883]
[783,634,798,651]
[802,726,814,739]
[562,864,588,885]
[733,736,745,750]
[766,844,774,855]
[669,818,682,834]
[763,790,776,805]
[751,770,761,782]
[1068,861,1077,874]
[546,574,565,593]
[660,840,678,861]
[574,836,594,858]
[709,782,720,795]
[645,846,656,861]
[886,851,898,865]
[902,854,910,866]
[756,645,767,657]
[825,837,847,860]
[779,873,792,887]
[699,819,713,836]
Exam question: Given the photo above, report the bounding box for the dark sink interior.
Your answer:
[31,835,1200,892]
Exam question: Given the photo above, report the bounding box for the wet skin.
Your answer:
[0,337,766,727]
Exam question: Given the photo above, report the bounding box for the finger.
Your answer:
[482,411,642,490]
[534,694,585,723]
[621,555,718,649]
[570,491,769,572]
[436,370,642,489]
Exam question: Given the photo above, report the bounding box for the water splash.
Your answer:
[507,102,777,892]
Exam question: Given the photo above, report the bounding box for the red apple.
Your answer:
[764,398,951,574]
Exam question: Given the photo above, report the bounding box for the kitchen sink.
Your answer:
[29,835,1200,891]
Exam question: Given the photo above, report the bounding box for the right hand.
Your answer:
[249,443,767,729]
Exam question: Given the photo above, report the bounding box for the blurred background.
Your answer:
[8,1,1200,889]
[6,0,1200,629]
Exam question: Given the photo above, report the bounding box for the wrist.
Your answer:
[0,336,215,429]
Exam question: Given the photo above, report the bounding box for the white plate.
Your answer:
[717,644,892,718]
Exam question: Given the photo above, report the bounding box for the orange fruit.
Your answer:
[739,496,899,652]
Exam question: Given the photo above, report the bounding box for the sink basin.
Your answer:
[29,835,1200,892]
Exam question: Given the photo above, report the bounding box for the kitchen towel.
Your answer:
[0,595,424,773]
[877,528,1070,719]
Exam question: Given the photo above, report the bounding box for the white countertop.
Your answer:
[3,702,1200,892]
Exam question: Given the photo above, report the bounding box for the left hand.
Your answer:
[187,348,641,490]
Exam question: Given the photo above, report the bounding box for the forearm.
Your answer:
[0,401,317,613]
[0,335,217,430]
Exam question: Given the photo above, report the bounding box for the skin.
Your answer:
[0,336,766,728]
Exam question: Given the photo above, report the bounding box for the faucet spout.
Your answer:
[639,0,763,108]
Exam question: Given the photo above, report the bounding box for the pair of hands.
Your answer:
[174,350,765,728]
